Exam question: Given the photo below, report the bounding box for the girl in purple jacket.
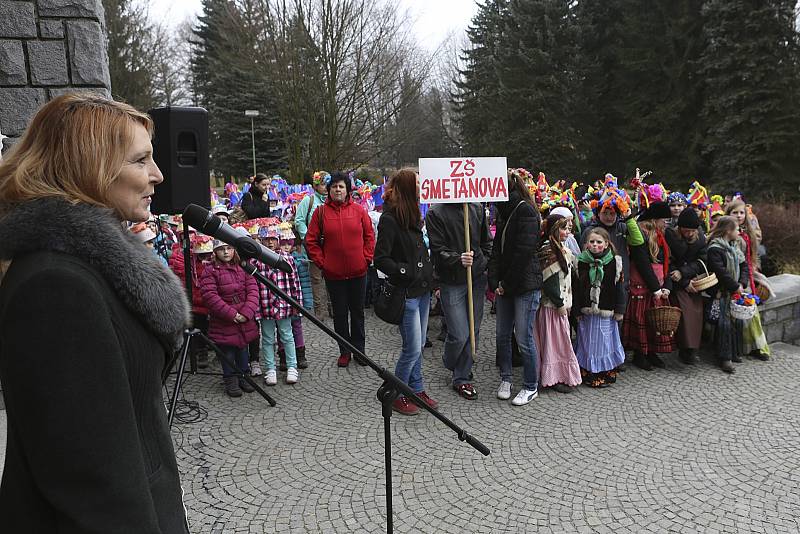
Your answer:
[200,240,260,397]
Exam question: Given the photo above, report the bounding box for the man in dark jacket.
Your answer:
[426,202,492,399]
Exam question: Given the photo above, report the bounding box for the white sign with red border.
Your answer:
[419,157,509,204]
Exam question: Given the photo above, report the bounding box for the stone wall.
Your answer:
[0,0,110,153]
[759,274,800,346]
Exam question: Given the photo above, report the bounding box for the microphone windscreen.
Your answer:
[182,204,218,233]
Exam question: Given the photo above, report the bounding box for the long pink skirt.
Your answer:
[534,307,582,387]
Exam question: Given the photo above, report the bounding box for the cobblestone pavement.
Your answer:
[1,310,798,532]
[167,309,800,533]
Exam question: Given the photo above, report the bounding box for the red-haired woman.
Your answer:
[374,169,436,415]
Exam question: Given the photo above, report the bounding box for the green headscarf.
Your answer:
[577,248,615,286]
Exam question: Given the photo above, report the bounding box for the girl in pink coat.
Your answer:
[200,240,260,397]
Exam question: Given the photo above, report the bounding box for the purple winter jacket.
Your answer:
[199,261,260,348]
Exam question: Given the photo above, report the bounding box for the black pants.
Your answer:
[325,276,367,356]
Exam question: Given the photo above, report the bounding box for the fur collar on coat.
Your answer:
[0,198,190,345]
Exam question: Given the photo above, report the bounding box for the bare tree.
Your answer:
[253,0,429,177]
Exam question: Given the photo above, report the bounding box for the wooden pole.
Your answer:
[463,203,476,358]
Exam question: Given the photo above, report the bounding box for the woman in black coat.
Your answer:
[0,94,191,532]
[487,170,543,406]
[374,169,436,416]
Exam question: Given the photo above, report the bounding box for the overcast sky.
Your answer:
[149,0,478,51]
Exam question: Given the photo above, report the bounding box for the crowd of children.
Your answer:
[135,170,772,399]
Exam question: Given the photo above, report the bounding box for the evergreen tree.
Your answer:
[103,0,158,110]
[192,0,285,179]
[699,0,800,195]
[494,0,583,175]
[454,0,509,156]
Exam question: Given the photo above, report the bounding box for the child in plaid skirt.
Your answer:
[257,225,304,386]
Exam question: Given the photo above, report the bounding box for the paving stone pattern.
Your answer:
[171,309,800,533]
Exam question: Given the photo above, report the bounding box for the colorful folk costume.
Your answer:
[737,228,770,359]
[535,232,582,389]
[665,208,707,364]
[706,237,749,369]
[573,248,626,387]
[623,202,677,369]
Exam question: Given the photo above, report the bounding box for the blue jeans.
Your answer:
[218,344,250,378]
[496,290,541,390]
[260,318,297,370]
[395,292,431,393]
[440,274,487,386]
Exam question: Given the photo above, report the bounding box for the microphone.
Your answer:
[182,204,293,274]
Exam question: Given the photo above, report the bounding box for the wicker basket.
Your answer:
[730,301,756,321]
[754,284,770,303]
[691,260,718,292]
[646,304,682,336]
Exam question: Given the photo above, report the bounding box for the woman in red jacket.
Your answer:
[200,240,260,396]
[306,171,375,367]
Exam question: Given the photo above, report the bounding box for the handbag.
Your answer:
[705,298,721,325]
[374,281,406,325]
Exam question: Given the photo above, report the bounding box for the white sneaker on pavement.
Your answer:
[286,367,299,384]
[264,369,277,386]
[497,381,512,400]
[250,361,262,377]
[511,388,538,406]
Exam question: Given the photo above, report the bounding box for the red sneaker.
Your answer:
[416,391,439,409]
[337,353,351,367]
[453,383,478,400]
[392,396,419,416]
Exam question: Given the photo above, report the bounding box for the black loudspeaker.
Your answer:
[148,107,210,214]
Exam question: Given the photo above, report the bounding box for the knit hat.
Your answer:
[677,206,701,229]
[637,201,671,221]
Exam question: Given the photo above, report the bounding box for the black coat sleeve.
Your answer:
[0,268,164,532]
[374,215,408,282]
[630,243,662,292]
[426,208,461,271]
[707,247,740,292]
[501,206,540,291]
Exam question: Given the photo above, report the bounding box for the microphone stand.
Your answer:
[239,260,490,534]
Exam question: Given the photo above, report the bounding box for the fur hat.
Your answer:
[637,201,671,221]
[677,207,701,229]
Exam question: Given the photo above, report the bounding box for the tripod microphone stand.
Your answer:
[165,218,276,428]
[239,261,490,534]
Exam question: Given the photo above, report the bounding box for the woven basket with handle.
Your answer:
[690,260,717,292]
[646,299,682,337]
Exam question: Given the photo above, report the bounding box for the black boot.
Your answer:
[278,349,288,372]
[296,346,308,369]
[720,360,735,373]
[196,351,209,369]
[647,353,666,368]
[223,376,242,397]
[238,376,255,393]
[679,349,697,365]
[633,352,653,371]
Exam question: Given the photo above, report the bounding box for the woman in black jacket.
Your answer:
[488,170,543,406]
[0,94,191,532]
[241,173,272,219]
[665,207,708,365]
[374,169,436,416]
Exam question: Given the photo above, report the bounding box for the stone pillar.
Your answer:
[0,0,111,154]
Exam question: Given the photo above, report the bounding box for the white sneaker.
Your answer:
[496,381,512,400]
[511,388,538,406]
[250,361,262,377]
[264,369,277,386]
[286,367,299,384]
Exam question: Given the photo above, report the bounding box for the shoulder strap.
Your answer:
[501,201,526,254]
